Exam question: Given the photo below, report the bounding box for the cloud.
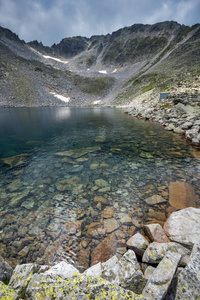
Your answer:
[0,0,199,46]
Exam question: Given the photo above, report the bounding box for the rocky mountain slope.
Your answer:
[0,21,200,107]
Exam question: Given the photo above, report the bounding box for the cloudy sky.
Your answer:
[0,0,200,46]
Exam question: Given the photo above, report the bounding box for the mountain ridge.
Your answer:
[0,21,200,107]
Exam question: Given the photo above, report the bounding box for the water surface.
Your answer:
[0,107,199,269]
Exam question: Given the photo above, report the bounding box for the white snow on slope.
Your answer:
[50,92,70,103]
[98,70,107,74]
[43,55,68,64]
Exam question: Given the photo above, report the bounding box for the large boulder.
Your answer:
[142,242,190,266]
[169,182,197,209]
[102,249,147,294]
[44,261,79,279]
[9,263,40,295]
[142,251,181,300]
[175,242,200,299]
[26,273,144,300]
[163,207,200,248]
[0,281,20,300]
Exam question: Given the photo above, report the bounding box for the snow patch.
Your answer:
[43,55,68,64]
[93,100,102,104]
[98,70,107,74]
[50,92,70,103]
[112,69,117,73]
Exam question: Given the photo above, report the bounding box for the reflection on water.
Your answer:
[0,107,199,269]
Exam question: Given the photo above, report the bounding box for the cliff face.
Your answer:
[0,21,200,107]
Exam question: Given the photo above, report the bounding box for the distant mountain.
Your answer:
[0,21,200,107]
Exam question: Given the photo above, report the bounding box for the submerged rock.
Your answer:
[2,153,28,168]
[91,233,118,266]
[144,195,167,205]
[55,146,101,158]
[169,182,197,209]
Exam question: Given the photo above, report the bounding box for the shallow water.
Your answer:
[0,107,199,269]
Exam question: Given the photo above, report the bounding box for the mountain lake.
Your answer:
[0,107,199,269]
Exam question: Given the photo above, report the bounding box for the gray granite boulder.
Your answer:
[143,251,181,300]
[0,281,20,299]
[175,242,200,299]
[163,207,200,248]
[9,263,40,295]
[26,273,144,300]
[44,261,79,279]
[127,232,149,256]
[142,242,190,266]
[102,249,147,294]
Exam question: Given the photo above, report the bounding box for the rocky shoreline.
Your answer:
[126,94,200,148]
[1,206,200,299]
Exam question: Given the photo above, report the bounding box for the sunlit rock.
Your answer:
[127,233,149,256]
[142,251,181,299]
[44,261,79,279]
[163,207,200,248]
[175,241,200,300]
[102,250,147,294]
[142,241,191,266]
[9,263,40,295]
[0,282,19,300]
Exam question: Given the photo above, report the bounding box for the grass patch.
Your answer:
[72,75,115,96]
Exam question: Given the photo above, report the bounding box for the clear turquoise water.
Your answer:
[0,107,199,269]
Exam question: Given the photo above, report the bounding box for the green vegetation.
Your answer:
[72,75,115,96]
[115,73,170,104]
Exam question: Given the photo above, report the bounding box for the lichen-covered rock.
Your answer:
[144,266,156,280]
[9,263,40,295]
[127,233,149,256]
[142,251,181,300]
[175,243,200,299]
[102,249,147,294]
[163,207,200,248]
[44,261,79,279]
[0,281,21,300]
[26,273,145,299]
[142,242,190,266]
[0,255,13,282]
[144,223,170,243]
